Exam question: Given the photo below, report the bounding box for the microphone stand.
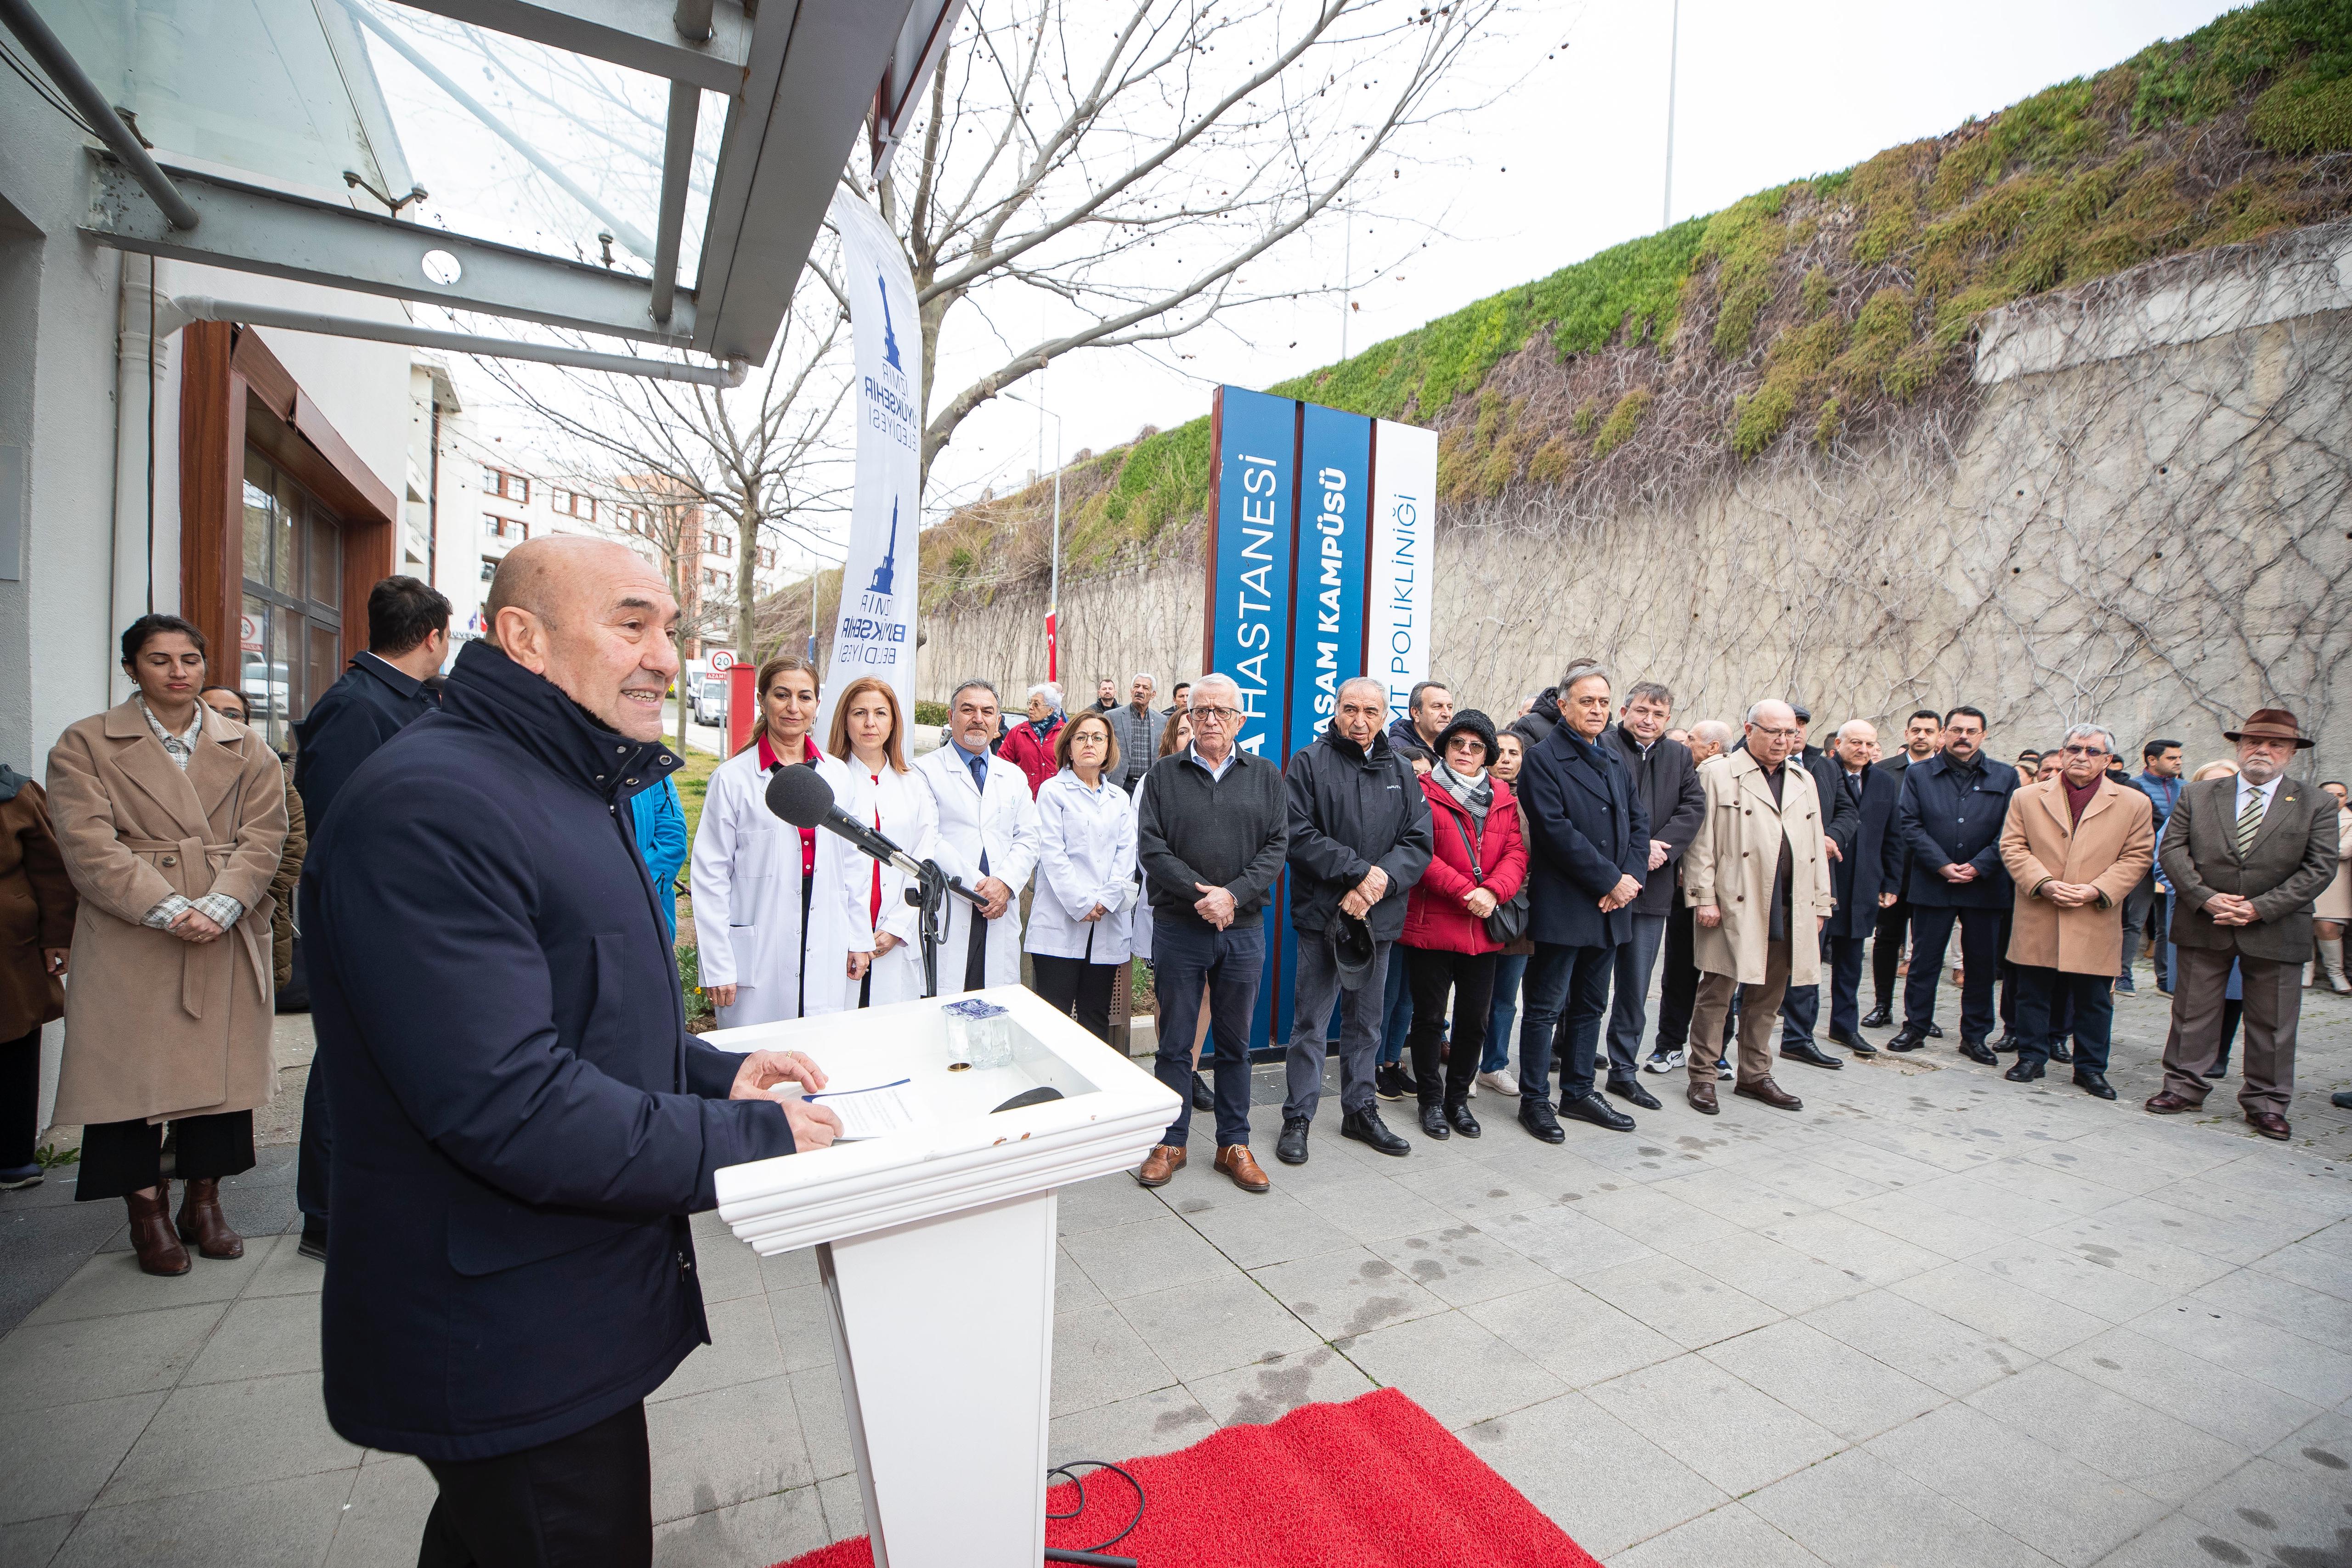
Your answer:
[907,859,984,999]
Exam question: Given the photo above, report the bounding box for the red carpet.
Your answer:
[773,1386,1598,1568]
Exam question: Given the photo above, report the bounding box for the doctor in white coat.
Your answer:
[1025,710,1137,1041]
[692,655,869,1026]
[828,675,939,1008]
[911,679,1041,990]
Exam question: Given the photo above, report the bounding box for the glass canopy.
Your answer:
[28,0,961,367]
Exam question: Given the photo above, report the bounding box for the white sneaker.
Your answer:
[1476,1069,1519,1098]
[1642,1049,1685,1075]
[1716,1059,1734,1081]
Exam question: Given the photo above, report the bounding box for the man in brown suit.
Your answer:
[1996,724,2153,1100]
[2145,710,2340,1139]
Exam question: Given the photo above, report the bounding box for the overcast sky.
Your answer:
[922,0,2238,519]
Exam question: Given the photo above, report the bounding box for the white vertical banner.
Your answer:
[1369,420,1436,728]
[818,189,922,733]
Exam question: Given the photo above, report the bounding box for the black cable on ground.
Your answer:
[1042,1457,1144,1567]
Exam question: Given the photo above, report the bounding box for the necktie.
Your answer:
[2235,787,2263,859]
[964,751,991,878]
[1846,773,1862,808]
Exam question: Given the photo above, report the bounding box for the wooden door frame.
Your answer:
[178,321,399,673]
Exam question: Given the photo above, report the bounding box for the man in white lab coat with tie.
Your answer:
[912,679,1043,989]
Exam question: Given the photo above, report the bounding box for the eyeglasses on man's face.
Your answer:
[1188,705,1239,724]
[1752,725,1799,740]
[2060,744,2109,757]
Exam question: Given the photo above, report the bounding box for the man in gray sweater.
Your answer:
[1133,674,1289,1193]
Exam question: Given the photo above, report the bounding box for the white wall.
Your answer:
[0,79,420,1137]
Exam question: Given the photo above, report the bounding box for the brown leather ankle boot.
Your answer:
[127,1184,191,1276]
[175,1177,244,1260]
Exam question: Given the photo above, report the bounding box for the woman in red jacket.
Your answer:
[1399,711,1527,1140]
[996,682,1068,797]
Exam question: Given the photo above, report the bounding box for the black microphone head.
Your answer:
[764,762,836,827]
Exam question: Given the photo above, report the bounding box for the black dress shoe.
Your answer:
[1924,1022,1945,1038]
[1993,1033,2021,1053]
[2004,1058,2045,1083]
[1445,1100,1481,1138]
[1191,1072,1213,1112]
[1958,1039,1998,1066]
[1826,1027,1874,1056]
[1887,1028,1928,1053]
[1342,1106,1411,1156]
[2048,1041,2074,1065]
[1782,1041,1845,1071]
[2073,1070,2117,1100]
[1606,1077,1662,1110]
[1276,1117,1311,1166]
[1419,1103,1450,1139]
[298,1219,328,1263]
[1860,1004,1894,1029]
[1560,1093,1635,1132]
[1518,1100,1566,1144]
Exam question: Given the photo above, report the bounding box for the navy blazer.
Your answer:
[303,641,796,1463]
[1824,764,1901,937]
[1518,721,1650,948]
[1897,752,2018,909]
[294,651,438,830]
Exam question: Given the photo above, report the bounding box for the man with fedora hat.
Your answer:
[2145,708,2340,1139]
[1275,675,1433,1166]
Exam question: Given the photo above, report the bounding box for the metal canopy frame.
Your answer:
[57,0,956,370]
[85,155,701,346]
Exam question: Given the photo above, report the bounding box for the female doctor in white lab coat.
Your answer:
[1024,711,1136,1041]
[827,675,939,1009]
[690,655,869,1027]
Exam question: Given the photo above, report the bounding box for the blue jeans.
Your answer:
[1602,914,1668,1084]
[2013,964,2112,1073]
[1484,951,1528,1072]
[1152,918,1266,1148]
[1378,948,1413,1066]
[1782,931,1868,1043]
[1517,942,1616,1107]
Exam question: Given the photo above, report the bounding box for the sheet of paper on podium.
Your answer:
[804,1079,917,1140]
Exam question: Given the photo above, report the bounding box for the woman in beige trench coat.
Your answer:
[47,615,287,1276]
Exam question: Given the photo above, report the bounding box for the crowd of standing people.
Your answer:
[7,599,2351,1236]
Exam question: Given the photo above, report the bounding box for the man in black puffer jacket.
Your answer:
[306,537,837,1566]
[1277,677,1434,1166]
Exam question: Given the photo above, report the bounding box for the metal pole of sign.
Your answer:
[1662,0,1680,230]
[1006,387,1062,683]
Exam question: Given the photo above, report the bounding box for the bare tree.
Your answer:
[873,0,1512,485]
[483,291,855,664]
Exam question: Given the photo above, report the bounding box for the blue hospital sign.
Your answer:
[1201,387,1433,1051]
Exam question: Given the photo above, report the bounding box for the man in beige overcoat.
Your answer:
[46,614,288,1275]
[1680,699,1835,1116]
[1996,723,2153,1100]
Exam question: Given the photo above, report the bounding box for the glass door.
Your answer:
[239,450,344,752]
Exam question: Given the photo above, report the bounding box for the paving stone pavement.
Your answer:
[1,980,2348,1567]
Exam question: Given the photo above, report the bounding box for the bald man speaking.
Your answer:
[302,538,840,1567]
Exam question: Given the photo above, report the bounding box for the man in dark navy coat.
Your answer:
[304,538,840,1567]
[1889,705,2018,1063]
[1513,661,1650,1143]
[288,574,450,1260]
[1781,720,1904,1063]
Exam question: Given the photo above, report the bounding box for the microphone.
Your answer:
[764,764,927,880]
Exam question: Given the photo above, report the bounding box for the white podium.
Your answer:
[708,985,1181,1568]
